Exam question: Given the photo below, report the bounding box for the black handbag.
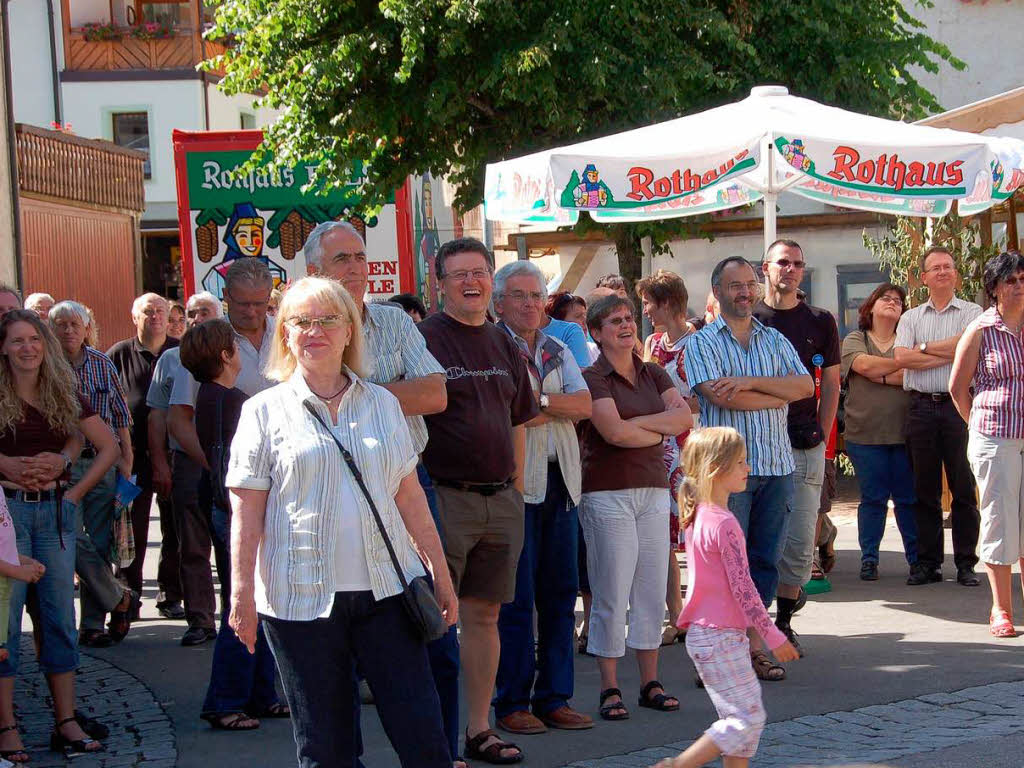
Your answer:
[303,402,449,643]
[208,389,231,511]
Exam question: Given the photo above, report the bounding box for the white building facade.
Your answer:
[8,0,277,297]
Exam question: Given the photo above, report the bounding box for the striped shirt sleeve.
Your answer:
[105,356,133,429]
[894,309,917,350]
[226,398,273,491]
[397,311,444,379]
[683,331,723,388]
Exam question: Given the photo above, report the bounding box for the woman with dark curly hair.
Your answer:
[840,283,918,582]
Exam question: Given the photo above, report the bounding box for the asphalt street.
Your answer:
[34,492,1024,768]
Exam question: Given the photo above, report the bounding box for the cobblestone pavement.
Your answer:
[561,679,1024,767]
[12,637,176,768]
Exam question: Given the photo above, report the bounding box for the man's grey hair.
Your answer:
[223,258,273,294]
[25,292,54,308]
[303,221,366,272]
[494,261,548,301]
[49,300,90,327]
[187,291,224,317]
[131,292,167,318]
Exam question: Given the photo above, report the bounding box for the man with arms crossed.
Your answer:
[685,256,813,682]
[895,246,982,587]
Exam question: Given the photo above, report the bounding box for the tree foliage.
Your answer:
[208,0,963,275]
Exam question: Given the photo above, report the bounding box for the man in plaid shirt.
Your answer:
[51,300,136,647]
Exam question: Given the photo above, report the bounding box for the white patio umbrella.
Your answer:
[484,85,1024,253]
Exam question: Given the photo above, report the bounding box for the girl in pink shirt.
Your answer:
[0,493,46,663]
[654,427,798,768]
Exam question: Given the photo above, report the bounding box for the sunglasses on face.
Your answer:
[284,314,348,331]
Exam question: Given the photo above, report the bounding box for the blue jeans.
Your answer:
[845,442,918,566]
[0,494,78,676]
[201,504,280,717]
[728,474,793,607]
[494,468,578,718]
[415,463,460,759]
[264,592,451,768]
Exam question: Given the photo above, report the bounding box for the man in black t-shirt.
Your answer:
[753,240,840,659]
[419,238,537,764]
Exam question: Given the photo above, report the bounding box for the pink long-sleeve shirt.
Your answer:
[676,501,787,650]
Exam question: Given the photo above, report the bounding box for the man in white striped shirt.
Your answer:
[684,256,813,682]
[894,246,983,588]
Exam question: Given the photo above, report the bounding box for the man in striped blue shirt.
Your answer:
[684,257,813,679]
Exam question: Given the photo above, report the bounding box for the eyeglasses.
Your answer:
[769,258,806,270]
[602,314,636,328]
[1002,275,1024,287]
[284,314,348,331]
[444,269,491,282]
[504,291,545,303]
[876,295,903,306]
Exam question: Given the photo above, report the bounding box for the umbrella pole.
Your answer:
[763,191,778,256]
[763,137,778,256]
[641,235,653,338]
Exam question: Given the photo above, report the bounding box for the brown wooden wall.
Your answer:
[20,198,138,348]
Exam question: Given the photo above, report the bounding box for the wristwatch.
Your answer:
[919,342,928,353]
[59,451,72,472]
[539,394,550,410]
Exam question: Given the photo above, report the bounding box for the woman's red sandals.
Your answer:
[990,609,1017,638]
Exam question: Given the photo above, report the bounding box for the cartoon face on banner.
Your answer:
[174,133,412,301]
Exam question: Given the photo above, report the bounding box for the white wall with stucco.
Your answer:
[907,0,1023,111]
[8,0,60,127]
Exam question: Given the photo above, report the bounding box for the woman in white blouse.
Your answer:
[226,277,457,768]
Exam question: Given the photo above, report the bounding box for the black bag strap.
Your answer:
[302,401,410,591]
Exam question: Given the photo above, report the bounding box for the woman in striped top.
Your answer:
[226,277,457,767]
[950,251,1024,638]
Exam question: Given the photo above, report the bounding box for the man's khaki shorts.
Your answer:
[434,484,524,604]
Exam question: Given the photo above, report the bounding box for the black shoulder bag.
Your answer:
[302,401,449,643]
[208,389,230,512]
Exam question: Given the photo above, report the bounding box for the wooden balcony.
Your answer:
[15,124,146,213]
[63,28,227,73]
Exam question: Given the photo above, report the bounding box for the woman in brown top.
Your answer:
[578,296,691,722]
[0,310,118,760]
[840,284,918,583]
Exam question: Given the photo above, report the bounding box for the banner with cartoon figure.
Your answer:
[173,130,415,299]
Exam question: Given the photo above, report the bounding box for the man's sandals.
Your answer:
[637,680,679,711]
[464,729,522,764]
[204,712,260,731]
[751,649,786,681]
[599,688,629,721]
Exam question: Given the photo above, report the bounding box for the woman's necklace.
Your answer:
[312,380,349,402]
[867,329,895,349]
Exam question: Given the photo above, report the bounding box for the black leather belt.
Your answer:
[433,478,513,496]
[3,487,58,503]
[911,391,951,402]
